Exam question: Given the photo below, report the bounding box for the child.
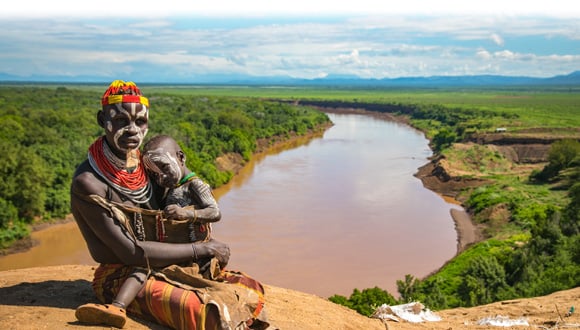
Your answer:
[76,135,223,328]
[143,134,221,246]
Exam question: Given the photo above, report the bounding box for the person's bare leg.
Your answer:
[113,268,148,309]
[76,269,148,329]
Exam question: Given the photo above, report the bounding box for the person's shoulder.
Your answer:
[186,175,207,187]
[71,161,107,197]
[185,176,213,193]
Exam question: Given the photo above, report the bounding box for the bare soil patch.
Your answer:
[1,265,578,330]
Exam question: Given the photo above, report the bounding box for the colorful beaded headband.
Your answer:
[101,80,149,107]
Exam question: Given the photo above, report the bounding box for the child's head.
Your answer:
[142,135,187,188]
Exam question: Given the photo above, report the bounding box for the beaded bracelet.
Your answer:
[112,300,127,309]
[192,243,199,262]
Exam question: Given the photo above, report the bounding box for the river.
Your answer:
[0,112,460,298]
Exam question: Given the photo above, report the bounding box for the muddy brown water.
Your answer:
[0,113,461,298]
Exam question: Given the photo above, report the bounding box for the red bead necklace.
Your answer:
[88,136,149,190]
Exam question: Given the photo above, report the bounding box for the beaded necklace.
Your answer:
[88,136,152,204]
[176,172,197,187]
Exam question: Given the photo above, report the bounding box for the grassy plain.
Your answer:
[138,85,580,129]
[54,83,580,129]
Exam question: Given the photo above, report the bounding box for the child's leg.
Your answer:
[76,269,148,329]
[113,268,148,309]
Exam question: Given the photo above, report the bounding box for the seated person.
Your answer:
[72,80,268,329]
[89,134,224,328]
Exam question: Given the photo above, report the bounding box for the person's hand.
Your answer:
[163,204,192,220]
[204,239,230,268]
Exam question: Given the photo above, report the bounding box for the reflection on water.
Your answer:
[0,113,458,298]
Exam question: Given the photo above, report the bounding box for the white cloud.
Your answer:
[490,33,504,46]
[477,49,492,60]
[0,9,579,81]
[336,49,361,65]
[495,50,516,59]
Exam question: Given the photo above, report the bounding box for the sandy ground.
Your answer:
[0,264,578,330]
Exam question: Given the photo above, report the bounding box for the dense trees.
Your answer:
[406,104,511,151]
[383,138,580,310]
[531,139,580,186]
[328,287,397,317]
[0,86,329,248]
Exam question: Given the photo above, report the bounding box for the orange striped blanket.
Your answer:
[92,263,269,330]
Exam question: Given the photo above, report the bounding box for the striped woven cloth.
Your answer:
[91,264,268,329]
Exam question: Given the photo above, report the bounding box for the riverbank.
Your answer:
[319,106,485,253]
[414,158,486,254]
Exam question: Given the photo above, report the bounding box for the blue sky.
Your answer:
[1,0,579,82]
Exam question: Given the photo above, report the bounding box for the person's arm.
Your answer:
[164,177,221,223]
[139,239,229,268]
[71,170,228,268]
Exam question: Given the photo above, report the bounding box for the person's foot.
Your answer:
[75,303,127,328]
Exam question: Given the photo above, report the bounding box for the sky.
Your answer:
[1,0,579,82]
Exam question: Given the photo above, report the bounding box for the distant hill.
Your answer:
[1,71,580,87]
[300,71,580,87]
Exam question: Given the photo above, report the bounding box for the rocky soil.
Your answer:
[1,265,579,330]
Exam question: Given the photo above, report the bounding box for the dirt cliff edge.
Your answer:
[1,265,578,330]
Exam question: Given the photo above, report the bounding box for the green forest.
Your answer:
[0,84,578,316]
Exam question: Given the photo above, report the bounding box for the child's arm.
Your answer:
[163,204,195,221]
[164,177,221,223]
